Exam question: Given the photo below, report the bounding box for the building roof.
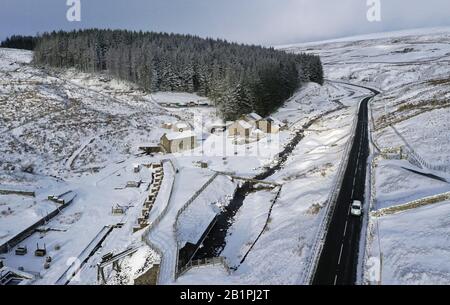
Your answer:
[210,119,227,127]
[163,130,196,141]
[233,120,252,129]
[266,116,284,126]
[246,112,263,121]
[174,122,190,130]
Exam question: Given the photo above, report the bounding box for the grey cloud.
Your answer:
[1,0,450,45]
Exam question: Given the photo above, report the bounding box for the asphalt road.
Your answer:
[313,86,379,285]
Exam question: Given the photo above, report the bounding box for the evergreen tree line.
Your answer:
[32,29,324,119]
[1,35,37,50]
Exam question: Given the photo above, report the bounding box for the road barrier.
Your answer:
[360,153,380,283]
[359,94,382,284]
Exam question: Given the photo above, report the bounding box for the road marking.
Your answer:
[343,221,348,237]
[338,243,344,265]
[334,274,338,285]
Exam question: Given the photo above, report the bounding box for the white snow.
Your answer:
[176,175,237,247]
[164,130,196,141]
[366,200,450,285]
[2,26,450,285]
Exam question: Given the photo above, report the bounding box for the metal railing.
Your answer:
[358,96,381,284]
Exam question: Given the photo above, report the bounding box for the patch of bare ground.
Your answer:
[306,202,324,215]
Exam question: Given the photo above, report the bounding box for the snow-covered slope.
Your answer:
[0,46,347,284]
[2,26,450,285]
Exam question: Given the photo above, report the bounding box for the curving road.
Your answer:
[313,83,379,285]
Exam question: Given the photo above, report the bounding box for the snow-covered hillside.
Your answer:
[0,47,352,285]
[2,26,449,286]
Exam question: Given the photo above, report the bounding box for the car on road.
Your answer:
[350,200,362,216]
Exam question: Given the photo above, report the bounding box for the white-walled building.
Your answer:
[160,131,197,153]
[228,120,252,138]
[257,116,286,133]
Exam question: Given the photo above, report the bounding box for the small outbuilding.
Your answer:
[160,131,197,153]
[15,246,27,256]
[126,181,141,188]
[112,204,126,215]
[242,112,263,127]
[229,120,252,138]
[162,122,173,129]
[257,116,286,133]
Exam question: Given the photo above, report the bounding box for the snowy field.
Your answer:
[365,200,450,285]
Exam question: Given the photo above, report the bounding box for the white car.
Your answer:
[350,200,362,216]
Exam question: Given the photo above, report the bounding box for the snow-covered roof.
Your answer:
[246,112,263,121]
[267,116,284,126]
[210,119,227,127]
[163,130,196,141]
[234,120,252,129]
[174,122,190,129]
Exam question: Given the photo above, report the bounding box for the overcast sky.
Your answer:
[1,0,450,45]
